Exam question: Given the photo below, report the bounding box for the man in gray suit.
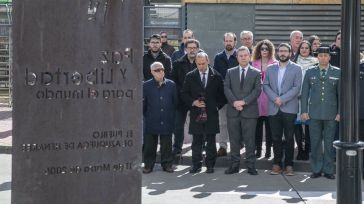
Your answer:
[263,43,302,176]
[301,46,340,180]
[224,46,261,175]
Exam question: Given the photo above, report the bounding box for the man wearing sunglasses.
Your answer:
[143,62,177,174]
[160,31,175,57]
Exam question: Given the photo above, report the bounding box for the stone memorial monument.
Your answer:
[12,0,142,203]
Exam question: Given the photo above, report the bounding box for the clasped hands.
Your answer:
[193,99,206,108]
[233,100,246,111]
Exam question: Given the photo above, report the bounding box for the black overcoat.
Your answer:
[181,67,226,134]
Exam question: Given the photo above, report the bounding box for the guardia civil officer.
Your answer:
[301,46,340,179]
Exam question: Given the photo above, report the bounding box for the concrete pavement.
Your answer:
[1,103,364,203]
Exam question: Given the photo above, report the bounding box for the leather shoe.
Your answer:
[189,167,201,174]
[142,167,153,174]
[224,167,239,174]
[310,172,321,178]
[247,168,258,175]
[217,147,227,157]
[205,168,214,174]
[255,151,261,158]
[162,166,174,173]
[324,173,335,179]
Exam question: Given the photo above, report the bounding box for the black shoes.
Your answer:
[143,167,153,174]
[224,167,239,174]
[265,151,271,158]
[247,168,258,175]
[205,168,214,174]
[324,173,335,179]
[255,150,261,158]
[310,172,321,178]
[189,167,202,174]
[217,147,227,157]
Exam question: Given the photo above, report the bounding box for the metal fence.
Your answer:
[0,3,11,106]
[144,5,183,53]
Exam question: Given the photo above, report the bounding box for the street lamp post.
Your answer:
[333,0,364,204]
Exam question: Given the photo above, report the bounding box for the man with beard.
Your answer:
[143,34,172,81]
[263,43,302,176]
[289,30,303,60]
[170,39,200,155]
[213,32,239,157]
[171,29,194,62]
[160,31,175,57]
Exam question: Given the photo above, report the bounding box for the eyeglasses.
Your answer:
[152,69,165,73]
[161,36,167,38]
[186,47,197,50]
[261,47,269,51]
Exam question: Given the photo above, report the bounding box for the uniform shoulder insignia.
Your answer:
[330,66,340,70]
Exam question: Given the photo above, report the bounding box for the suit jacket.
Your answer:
[301,64,340,120]
[224,65,261,118]
[181,67,226,134]
[263,61,302,116]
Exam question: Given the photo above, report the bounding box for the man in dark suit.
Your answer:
[213,32,239,157]
[181,52,226,174]
[263,43,302,176]
[224,46,261,175]
[170,39,199,155]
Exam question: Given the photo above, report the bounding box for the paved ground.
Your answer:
[1,103,364,203]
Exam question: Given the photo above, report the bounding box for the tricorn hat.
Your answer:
[316,46,331,54]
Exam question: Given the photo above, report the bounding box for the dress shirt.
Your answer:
[277,65,287,94]
[199,68,209,86]
[239,65,249,81]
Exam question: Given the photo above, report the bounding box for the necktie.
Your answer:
[321,69,326,78]
[202,72,206,88]
[240,69,245,89]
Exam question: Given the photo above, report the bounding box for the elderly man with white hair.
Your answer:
[289,30,303,60]
[143,62,177,174]
[240,30,254,53]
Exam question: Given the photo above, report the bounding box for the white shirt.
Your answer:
[277,65,287,94]
[239,65,249,81]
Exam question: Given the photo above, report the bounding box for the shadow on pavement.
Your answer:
[0,130,11,139]
[0,182,11,192]
[142,166,337,201]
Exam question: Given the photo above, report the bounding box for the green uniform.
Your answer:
[301,64,340,175]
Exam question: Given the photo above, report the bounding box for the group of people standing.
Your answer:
[142,29,342,180]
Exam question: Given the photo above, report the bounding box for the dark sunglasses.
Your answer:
[160,36,167,38]
[261,47,269,51]
[153,69,165,73]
